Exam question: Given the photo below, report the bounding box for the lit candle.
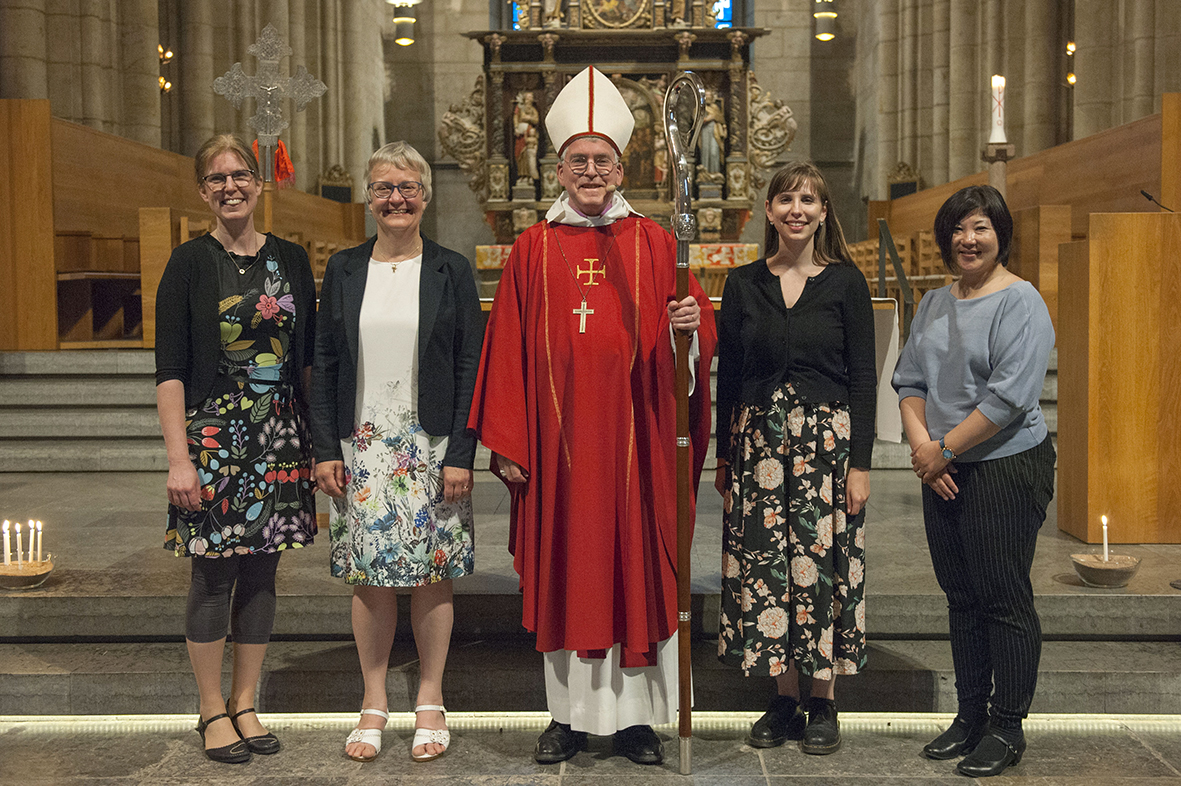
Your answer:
[15,522,22,569]
[1101,514,1109,562]
[2,521,9,567]
[27,520,34,563]
[36,520,42,563]
[989,75,1007,144]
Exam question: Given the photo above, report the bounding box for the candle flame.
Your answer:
[1101,515,1108,525]
[991,74,1005,89]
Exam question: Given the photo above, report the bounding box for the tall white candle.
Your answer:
[989,75,1007,144]
[27,520,34,562]
[36,520,42,563]
[15,522,22,569]
[1101,514,1109,562]
[2,521,9,566]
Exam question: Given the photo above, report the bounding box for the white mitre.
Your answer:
[544,66,635,156]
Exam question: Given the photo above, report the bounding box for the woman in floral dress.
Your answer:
[155,134,317,764]
[311,141,482,763]
[714,162,876,755]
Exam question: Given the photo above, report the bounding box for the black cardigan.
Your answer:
[715,260,877,469]
[310,235,484,469]
[154,233,317,408]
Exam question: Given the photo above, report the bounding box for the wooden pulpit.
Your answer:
[1058,212,1181,543]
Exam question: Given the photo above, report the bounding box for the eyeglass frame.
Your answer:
[561,154,619,177]
[367,180,425,200]
[200,169,258,189]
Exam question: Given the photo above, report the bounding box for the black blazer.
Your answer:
[310,234,483,469]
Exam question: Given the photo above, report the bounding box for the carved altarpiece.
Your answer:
[439,11,796,248]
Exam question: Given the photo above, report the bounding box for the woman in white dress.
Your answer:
[311,141,483,763]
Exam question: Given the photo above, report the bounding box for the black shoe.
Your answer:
[614,724,663,765]
[922,716,986,760]
[748,695,806,748]
[800,697,841,755]
[230,707,281,755]
[196,713,252,764]
[534,720,586,764]
[956,731,1025,777]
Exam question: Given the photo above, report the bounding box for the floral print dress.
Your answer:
[328,257,475,587]
[718,382,867,680]
[165,238,317,557]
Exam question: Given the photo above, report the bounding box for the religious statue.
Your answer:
[669,0,689,27]
[544,0,564,28]
[514,91,541,186]
[696,90,727,175]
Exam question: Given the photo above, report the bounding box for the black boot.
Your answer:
[801,697,841,755]
[921,715,987,760]
[956,727,1025,777]
[748,695,806,748]
[534,720,586,764]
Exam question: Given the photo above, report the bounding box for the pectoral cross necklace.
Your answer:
[551,224,616,334]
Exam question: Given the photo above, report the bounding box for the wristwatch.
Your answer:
[939,437,956,461]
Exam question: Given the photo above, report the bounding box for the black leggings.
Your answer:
[922,435,1055,731]
[185,552,282,645]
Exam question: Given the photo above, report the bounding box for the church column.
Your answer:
[947,0,979,179]
[1124,0,1155,122]
[0,0,48,99]
[899,0,918,171]
[1072,0,1115,139]
[44,1,82,121]
[1154,0,1181,110]
[321,0,345,171]
[119,0,162,147]
[874,0,899,198]
[179,0,216,156]
[931,0,950,185]
[341,0,384,189]
[1022,0,1057,154]
[286,0,313,192]
[78,0,113,133]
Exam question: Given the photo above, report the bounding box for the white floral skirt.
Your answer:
[717,382,866,680]
[329,380,474,587]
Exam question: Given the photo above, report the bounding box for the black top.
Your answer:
[310,235,484,469]
[715,260,877,469]
[154,233,317,409]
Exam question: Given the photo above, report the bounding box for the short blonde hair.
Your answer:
[194,134,259,186]
[366,141,432,204]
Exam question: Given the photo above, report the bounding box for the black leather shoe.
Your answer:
[956,731,1025,777]
[230,707,281,755]
[534,720,586,764]
[196,713,252,764]
[921,716,986,760]
[800,697,841,755]
[748,695,806,748]
[614,724,663,765]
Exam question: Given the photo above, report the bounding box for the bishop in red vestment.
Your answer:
[467,66,717,766]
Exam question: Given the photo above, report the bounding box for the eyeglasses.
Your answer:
[564,155,617,176]
[368,181,425,199]
[201,170,257,189]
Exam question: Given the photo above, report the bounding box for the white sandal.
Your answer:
[345,708,389,762]
[411,704,450,762]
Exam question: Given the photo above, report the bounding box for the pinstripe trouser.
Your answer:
[922,435,1056,729]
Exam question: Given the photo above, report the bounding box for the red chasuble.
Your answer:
[468,215,717,664]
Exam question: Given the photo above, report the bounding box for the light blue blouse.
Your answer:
[892,281,1054,462]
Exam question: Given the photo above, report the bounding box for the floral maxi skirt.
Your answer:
[718,382,866,680]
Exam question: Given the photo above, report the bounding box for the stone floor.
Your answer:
[6,712,1181,784]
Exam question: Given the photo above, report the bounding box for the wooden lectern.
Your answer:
[1058,212,1181,543]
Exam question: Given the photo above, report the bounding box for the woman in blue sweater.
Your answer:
[715,162,876,756]
[893,185,1055,778]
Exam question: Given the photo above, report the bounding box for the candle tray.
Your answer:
[1070,553,1140,588]
[0,554,55,590]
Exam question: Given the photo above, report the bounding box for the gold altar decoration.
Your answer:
[437,12,795,248]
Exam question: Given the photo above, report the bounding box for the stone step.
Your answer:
[0,438,168,472]
[0,350,154,376]
[1,637,1177,716]
[0,408,161,439]
[0,376,156,407]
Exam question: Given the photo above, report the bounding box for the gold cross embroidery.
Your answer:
[577,259,606,286]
